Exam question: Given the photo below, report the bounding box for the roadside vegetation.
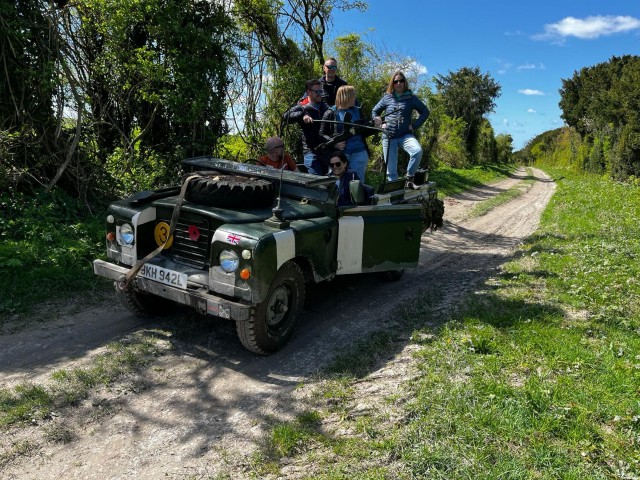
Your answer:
[248,168,640,479]
[0,189,109,328]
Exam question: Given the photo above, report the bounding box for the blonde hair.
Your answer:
[335,85,356,109]
[386,71,409,94]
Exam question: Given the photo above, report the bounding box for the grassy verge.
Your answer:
[0,189,111,329]
[0,332,163,431]
[251,168,640,479]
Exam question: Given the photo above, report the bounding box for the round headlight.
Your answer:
[219,250,239,272]
[119,223,135,245]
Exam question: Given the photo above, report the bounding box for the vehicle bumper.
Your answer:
[93,259,252,321]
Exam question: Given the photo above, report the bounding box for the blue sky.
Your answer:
[329,0,640,150]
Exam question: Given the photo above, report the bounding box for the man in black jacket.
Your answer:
[319,58,347,107]
[283,79,329,175]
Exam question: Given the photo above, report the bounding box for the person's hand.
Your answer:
[373,116,382,127]
[303,114,313,124]
[335,141,346,150]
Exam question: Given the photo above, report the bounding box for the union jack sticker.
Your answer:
[226,232,241,245]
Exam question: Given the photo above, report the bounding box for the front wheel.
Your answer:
[236,261,305,354]
[115,281,174,317]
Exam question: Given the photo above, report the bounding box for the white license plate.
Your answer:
[138,264,188,290]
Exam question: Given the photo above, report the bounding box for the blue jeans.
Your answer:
[304,151,328,175]
[345,149,369,183]
[382,134,423,180]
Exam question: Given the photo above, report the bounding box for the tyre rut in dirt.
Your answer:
[185,171,275,208]
[116,282,173,317]
[236,261,305,354]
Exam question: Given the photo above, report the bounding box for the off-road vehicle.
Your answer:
[93,156,443,354]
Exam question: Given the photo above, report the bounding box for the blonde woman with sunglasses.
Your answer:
[372,71,429,188]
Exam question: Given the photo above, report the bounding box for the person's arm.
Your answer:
[411,96,430,131]
[318,109,335,141]
[282,104,305,124]
[372,95,388,127]
[284,153,298,172]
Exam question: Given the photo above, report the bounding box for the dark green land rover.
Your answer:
[93,156,443,354]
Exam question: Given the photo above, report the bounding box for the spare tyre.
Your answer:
[185,171,275,208]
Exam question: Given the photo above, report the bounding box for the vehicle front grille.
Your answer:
[158,215,211,268]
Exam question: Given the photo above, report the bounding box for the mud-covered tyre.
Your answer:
[185,171,275,209]
[380,269,404,282]
[115,281,173,317]
[236,261,305,354]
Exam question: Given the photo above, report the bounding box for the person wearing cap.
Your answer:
[283,79,329,175]
[257,136,299,171]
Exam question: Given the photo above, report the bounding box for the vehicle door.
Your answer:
[335,204,423,275]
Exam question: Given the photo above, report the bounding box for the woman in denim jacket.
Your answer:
[372,71,429,188]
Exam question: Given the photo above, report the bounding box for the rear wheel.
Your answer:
[115,281,173,317]
[236,261,305,354]
[380,269,404,282]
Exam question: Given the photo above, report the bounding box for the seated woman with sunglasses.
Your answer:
[372,71,429,189]
[329,151,372,207]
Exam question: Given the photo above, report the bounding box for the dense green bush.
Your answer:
[0,189,106,317]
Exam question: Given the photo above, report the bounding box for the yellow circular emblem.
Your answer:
[154,221,174,249]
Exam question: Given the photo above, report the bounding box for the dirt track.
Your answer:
[0,167,556,479]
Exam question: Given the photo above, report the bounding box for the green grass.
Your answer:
[0,332,162,429]
[251,167,640,479]
[0,189,110,326]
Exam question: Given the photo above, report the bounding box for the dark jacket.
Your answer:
[283,101,329,154]
[335,170,372,207]
[318,106,371,154]
[319,75,348,106]
[372,90,429,139]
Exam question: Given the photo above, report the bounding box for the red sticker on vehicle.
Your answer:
[188,225,200,241]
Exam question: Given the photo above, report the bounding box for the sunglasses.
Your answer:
[271,144,284,149]
[310,89,324,95]
[330,161,343,168]
[393,79,406,84]
[325,65,338,70]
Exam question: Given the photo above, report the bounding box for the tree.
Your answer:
[0,0,58,190]
[434,66,501,158]
[559,55,640,180]
[495,134,514,163]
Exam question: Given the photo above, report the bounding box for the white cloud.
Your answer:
[517,63,536,70]
[503,118,510,126]
[527,108,537,113]
[519,89,545,96]
[534,15,640,42]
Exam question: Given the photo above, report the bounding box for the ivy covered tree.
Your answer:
[434,66,501,160]
[559,55,640,179]
[0,0,58,190]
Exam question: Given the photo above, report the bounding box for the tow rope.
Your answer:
[117,173,201,290]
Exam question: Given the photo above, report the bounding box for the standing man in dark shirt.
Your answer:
[319,57,347,107]
[283,79,329,175]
